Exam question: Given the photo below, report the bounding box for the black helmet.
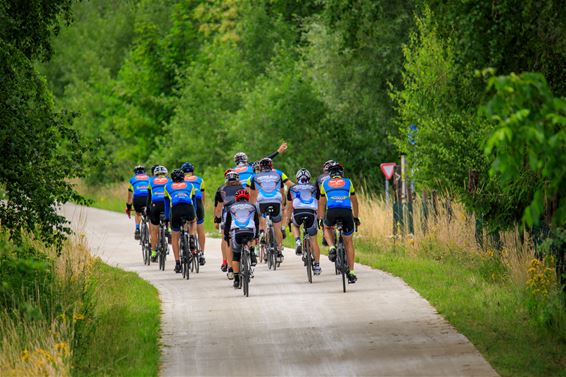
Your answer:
[234,152,248,165]
[295,168,311,183]
[259,157,273,172]
[181,162,194,173]
[171,169,185,182]
[151,164,159,175]
[323,160,336,173]
[133,165,145,174]
[327,162,344,178]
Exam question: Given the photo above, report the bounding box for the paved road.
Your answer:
[63,204,498,377]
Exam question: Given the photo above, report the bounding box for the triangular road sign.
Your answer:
[380,163,396,180]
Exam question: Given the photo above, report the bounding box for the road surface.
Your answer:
[63,204,498,377]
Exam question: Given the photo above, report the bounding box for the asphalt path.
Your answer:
[63,204,498,377]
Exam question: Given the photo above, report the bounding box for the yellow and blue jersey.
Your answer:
[128,174,150,197]
[232,164,254,187]
[164,181,195,220]
[148,176,170,203]
[184,175,205,199]
[320,177,355,209]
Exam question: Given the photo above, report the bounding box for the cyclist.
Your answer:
[164,169,197,273]
[181,162,206,265]
[146,165,170,262]
[223,189,259,288]
[248,158,286,262]
[318,162,361,284]
[285,168,322,275]
[231,142,288,187]
[214,170,244,279]
[125,165,149,240]
[317,160,335,246]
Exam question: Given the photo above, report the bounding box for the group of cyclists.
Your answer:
[125,143,361,289]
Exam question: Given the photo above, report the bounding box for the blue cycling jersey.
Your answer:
[320,177,355,209]
[164,181,195,220]
[148,176,170,203]
[232,164,254,187]
[129,174,150,197]
[184,174,204,199]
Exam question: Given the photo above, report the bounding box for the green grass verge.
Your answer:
[74,259,160,377]
[356,239,565,377]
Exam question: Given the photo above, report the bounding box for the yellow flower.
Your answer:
[55,342,70,356]
[73,312,85,321]
[21,350,30,362]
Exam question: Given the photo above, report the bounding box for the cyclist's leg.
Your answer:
[196,198,206,251]
[170,206,184,263]
[149,202,163,251]
[270,203,283,248]
[304,211,320,262]
[338,210,356,270]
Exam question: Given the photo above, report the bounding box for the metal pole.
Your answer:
[385,178,389,208]
[401,155,407,235]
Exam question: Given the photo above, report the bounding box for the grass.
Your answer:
[78,179,566,376]
[73,259,160,377]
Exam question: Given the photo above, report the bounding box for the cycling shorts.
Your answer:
[292,209,317,236]
[171,203,196,232]
[259,202,282,223]
[149,201,165,226]
[324,208,355,236]
[133,195,147,214]
[195,198,205,225]
[230,229,255,255]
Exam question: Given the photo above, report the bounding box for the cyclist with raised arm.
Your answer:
[146,165,170,262]
[181,162,206,265]
[214,170,244,279]
[248,158,286,262]
[125,165,149,240]
[231,142,288,187]
[223,190,259,288]
[318,162,361,284]
[285,168,322,275]
[164,169,197,273]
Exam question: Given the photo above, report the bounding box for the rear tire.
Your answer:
[305,239,312,284]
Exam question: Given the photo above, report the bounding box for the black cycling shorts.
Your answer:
[324,208,355,236]
[171,203,196,232]
[230,229,255,255]
[259,202,282,223]
[149,201,165,226]
[133,195,147,214]
[195,198,205,225]
[292,209,317,236]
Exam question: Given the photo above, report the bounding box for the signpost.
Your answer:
[380,162,396,207]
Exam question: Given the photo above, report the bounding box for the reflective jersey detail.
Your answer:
[251,171,282,203]
[148,176,170,202]
[321,177,355,209]
[232,164,254,187]
[129,174,150,197]
[289,183,318,211]
[184,175,204,199]
[229,202,257,231]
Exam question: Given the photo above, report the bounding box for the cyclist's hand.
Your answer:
[214,223,219,230]
[125,203,132,218]
[354,217,361,227]
[277,142,288,154]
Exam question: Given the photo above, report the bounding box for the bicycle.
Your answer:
[236,233,255,297]
[190,232,202,274]
[334,220,348,293]
[299,215,315,283]
[261,205,279,270]
[179,217,192,280]
[157,214,168,271]
[140,210,151,266]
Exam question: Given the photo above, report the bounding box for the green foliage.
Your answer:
[483,72,566,227]
[1,0,87,245]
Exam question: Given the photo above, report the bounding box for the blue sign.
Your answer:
[408,124,417,145]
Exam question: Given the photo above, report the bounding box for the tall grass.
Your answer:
[0,232,93,376]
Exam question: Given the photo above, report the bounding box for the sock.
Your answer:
[295,237,300,243]
[136,224,140,230]
[223,259,227,265]
[175,260,180,265]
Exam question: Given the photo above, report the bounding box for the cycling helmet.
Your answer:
[252,161,260,173]
[181,162,194,173]
[154,165,168,176]
[234,152,248,165]
[171,169,185,182]
[133,165,145,174]
[235,189,250,202]
[258,157,273,172]
[296,168,311,184]
[225,170,240,182]
[327,162,344,178]
[323,160,336,173]
[151,164,159,175]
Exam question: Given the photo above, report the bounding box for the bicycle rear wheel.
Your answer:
[194,235,200,274]
[159,228,167,271]
[338,245,346,293]
[304,238,312,284]
[242,250,250,297]
[269,227,277,271]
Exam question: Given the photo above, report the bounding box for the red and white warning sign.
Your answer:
[380,163,396,180]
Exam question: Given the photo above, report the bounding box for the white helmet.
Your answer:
[154,165,168,175]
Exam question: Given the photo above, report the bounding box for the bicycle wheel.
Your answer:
[338,244,346,293]
[159,228,167,271]
[269,227,277,271]
[194,234,200,274]
[242,250,249,297]
[143,223,150,265]
[304,238,312,284]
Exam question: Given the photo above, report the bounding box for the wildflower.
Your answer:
[21,350,30,362]
[73,312,85,321]
[55,342,70,356]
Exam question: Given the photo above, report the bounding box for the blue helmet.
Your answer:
[181,162,194,173]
